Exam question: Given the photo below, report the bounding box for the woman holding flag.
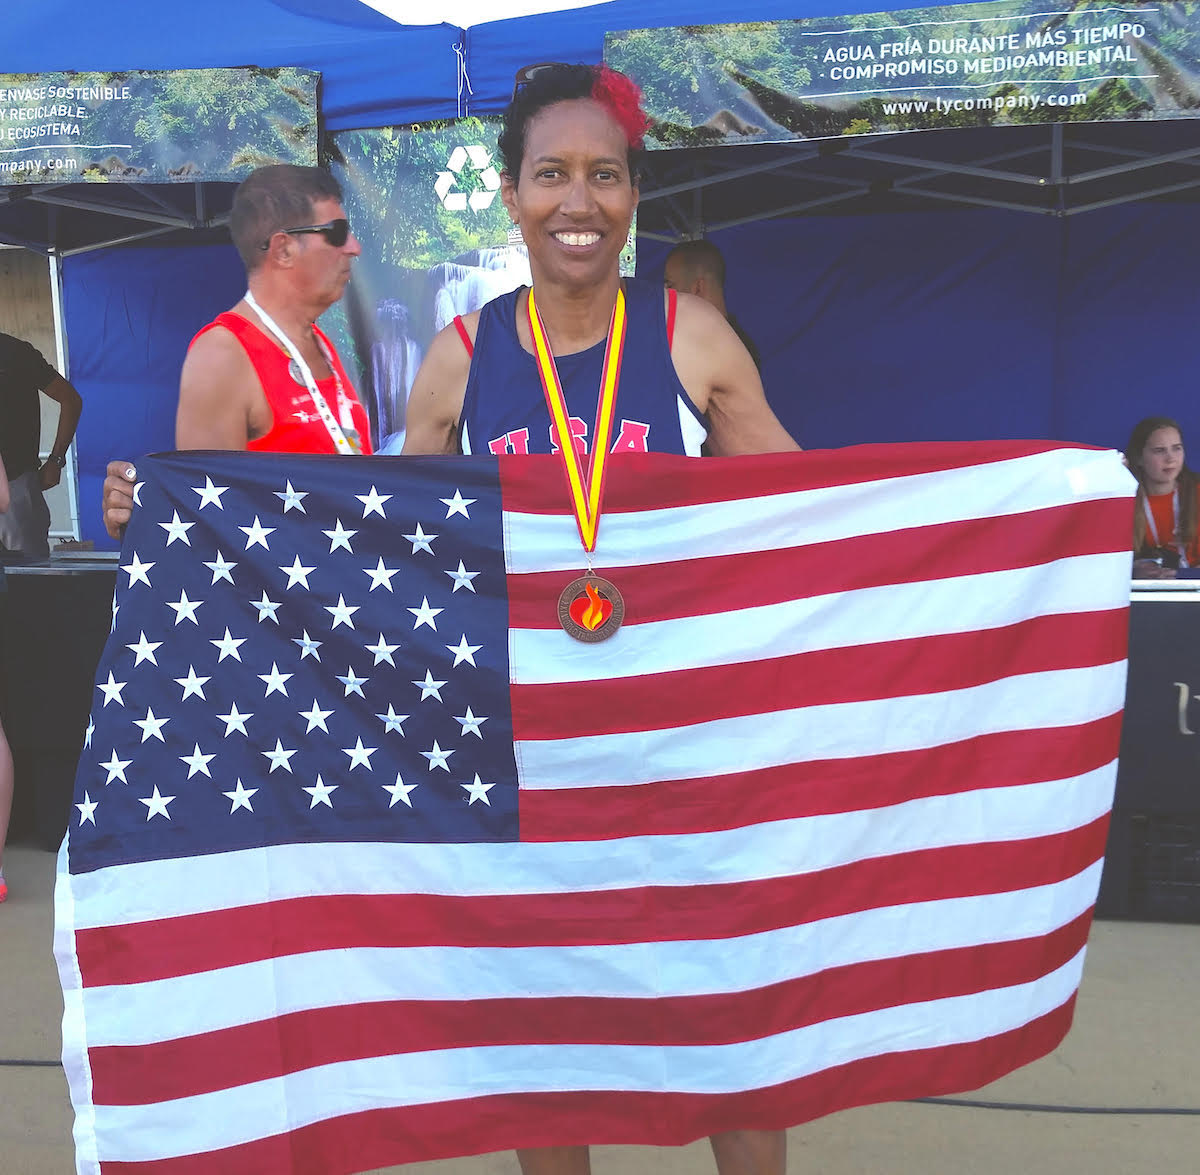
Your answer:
[403,61,799,1175]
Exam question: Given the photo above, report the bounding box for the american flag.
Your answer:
[56,442,1133,1175]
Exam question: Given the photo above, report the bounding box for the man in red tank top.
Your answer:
[102,165,371,538]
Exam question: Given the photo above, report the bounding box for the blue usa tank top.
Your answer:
[458,278,707,457]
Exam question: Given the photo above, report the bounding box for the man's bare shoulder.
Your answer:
[183,320,252,370]
[177,318,265,449]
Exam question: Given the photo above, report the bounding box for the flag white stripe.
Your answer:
[509,554,1130,684]
[79,864,1102,1048]
[503,449,1132,574]
[88,951,1087,1163]
[517,663,1125,787]
[65,762,1113,929]
[54,841,101,1175]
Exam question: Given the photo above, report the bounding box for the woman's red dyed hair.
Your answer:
[591,64,649,150]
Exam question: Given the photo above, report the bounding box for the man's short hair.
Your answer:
[230,165,344,272]
[665,238,726,289]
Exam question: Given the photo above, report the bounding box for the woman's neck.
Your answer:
[1146,476,1178,496]
[528,272,622,354]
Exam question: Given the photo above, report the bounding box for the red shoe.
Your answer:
[0,878,7,903]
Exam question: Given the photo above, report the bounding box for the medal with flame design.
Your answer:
[527,285,629,645]
[557,575,625,642]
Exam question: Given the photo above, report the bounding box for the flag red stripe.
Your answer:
[519,715,1122,841]
[506,497,1133,628]
[511,610,1127,741]
[96,1001,1076,1175]
[498,441,1100,515]
[75,819,1107,988]
[88,912,1091,1105]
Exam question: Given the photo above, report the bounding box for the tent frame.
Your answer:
[637,121,1200,239]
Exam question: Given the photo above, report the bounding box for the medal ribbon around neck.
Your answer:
[527,285,627,553]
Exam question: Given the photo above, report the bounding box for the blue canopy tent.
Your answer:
[4,0,1198,545]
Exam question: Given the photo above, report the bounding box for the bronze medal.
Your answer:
[558,576,624,642]
[528,286,629,641]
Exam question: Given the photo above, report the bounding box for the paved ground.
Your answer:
[3,840,1198,1175]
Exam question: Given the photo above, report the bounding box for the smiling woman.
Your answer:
[398,61,798,1175]
[401,62,798,464]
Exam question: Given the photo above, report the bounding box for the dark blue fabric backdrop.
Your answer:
[64,245,244,548]
[67,200,1193,547]
[638,201,1196,456]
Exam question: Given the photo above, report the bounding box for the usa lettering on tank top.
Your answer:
[458,278,707,458]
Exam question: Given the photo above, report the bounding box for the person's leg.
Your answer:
[516,1146,591,1175]
[0,715,12,901]
[709,1129,786,1175]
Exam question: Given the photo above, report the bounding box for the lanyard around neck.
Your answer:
[243,291,361,455]
[527,285,627,554]
[1144,486,1187,566]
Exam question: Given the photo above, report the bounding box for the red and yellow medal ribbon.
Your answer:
[527,285,627,553]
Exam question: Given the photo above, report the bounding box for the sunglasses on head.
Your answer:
[260,218,351,251]
[511,62,568,99]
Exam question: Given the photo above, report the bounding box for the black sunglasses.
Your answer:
[511,62,569,99]
[260,218,351,251]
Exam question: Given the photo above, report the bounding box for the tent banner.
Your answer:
[605,0,1197,147]
[325,120,635,454]
[0,68,318,186]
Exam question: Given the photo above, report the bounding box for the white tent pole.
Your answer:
[48,250,81,541]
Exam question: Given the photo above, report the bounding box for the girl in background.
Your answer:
[1127,416,1200,579]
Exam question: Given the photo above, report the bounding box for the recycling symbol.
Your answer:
[435,145,501,212]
